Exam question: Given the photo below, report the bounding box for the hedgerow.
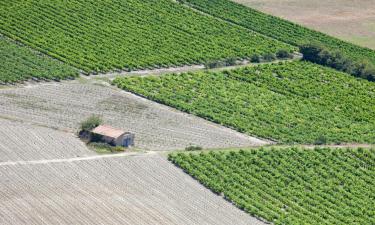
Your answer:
[300,42,375,81]
[114,61,375,144]
[169,147,375,225]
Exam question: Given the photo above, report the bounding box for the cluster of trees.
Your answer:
[300,43,375,81]
[169,147,375,225]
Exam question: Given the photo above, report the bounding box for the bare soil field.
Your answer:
[235,0,375,49]
[0,119,94,162]
[0,81,268,151]
[0,154,266,225]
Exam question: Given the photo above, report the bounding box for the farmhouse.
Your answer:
[91,125,135,147]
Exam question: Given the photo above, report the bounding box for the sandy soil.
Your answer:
[0,81,269,151]
[0,154,266,225]
[235,0,375,49]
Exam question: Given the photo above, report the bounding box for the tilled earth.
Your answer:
[0,119,94,162]
[0,81,269,151]
[0,154,267,225]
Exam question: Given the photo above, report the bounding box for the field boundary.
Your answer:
[82,55,301,80]
[0,151,151,167]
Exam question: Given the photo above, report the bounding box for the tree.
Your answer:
[80,115,103,132]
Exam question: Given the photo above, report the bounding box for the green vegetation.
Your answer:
[0,0,293,74]
[80,115,102,132]
[0,36,78,83]
[300,42,375,81]
[88,142,125,154]
[114,61,375,144]
[177,0,375,69]
[185,145,203,151]
[276,49,294,59]
[169,147,375,224]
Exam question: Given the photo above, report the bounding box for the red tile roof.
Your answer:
[91,125,125,139]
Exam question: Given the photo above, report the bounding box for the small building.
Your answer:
[91,125,135,147]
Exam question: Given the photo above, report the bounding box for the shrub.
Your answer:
[224,57,237,66]
[262,53,277,62]
[88,142,125,153]
[314,135,327,145]
[204,60,225,69]
[250,54,260,63]
[276,49,293,59]
[185,145,203,151]
[80,115,103,132]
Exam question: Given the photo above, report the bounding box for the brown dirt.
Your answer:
[234,0,375,49]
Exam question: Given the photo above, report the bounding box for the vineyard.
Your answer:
[0,36,77,83]
[178,0,375,66]
[169,147,375,225]
[114,61,375,144]
[0,0,293,75]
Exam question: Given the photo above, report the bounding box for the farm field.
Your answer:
[169,147,375,225]
[1,0,375,223]
[179,0,375,67]
[0,81,267,151]
[0,0,293,75]
[0,154,265,225]
[114,61,375,144]
[0,36,78,83]
[0,119,94,162]
[234,0,375,50]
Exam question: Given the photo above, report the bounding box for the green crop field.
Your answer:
[178,0,375,66]
[169,147,375,225]
[0,0,293,75]
[0,36,78,83]
[114,61,375,144]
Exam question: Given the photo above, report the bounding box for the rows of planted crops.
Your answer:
[0,36,78,83]
[169,147,375,225]
[178,0,375,66]
[114,61,375,144]
[0,0,293,75]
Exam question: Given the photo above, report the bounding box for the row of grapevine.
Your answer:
[113,61,375,144]
[0,0,293,75]
[178,0,375,66]
[0,36,78,83]
[169,147,375,225]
